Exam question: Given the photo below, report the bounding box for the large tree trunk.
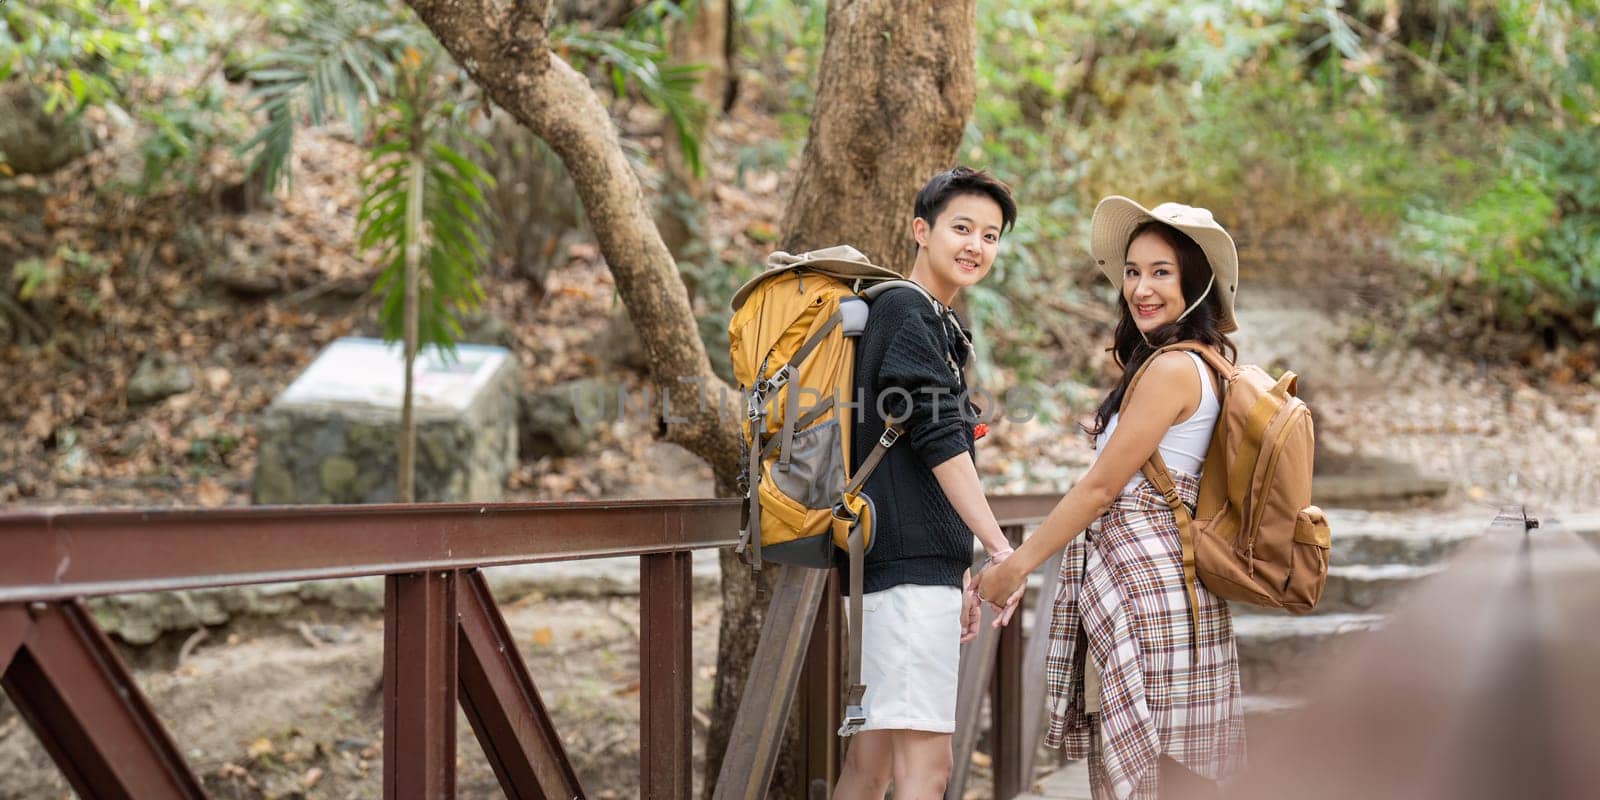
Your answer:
[779,0,978,275]
[705,2,978,796]
[403,1,976,795]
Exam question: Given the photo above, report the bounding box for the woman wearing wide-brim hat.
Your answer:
[976,196,1246,798]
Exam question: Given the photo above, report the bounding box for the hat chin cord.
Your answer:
[1174,275,1215,324]
[1136,275,1215,346]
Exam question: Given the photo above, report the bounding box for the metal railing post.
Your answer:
[384,570,458,800]
[641,551,695,800]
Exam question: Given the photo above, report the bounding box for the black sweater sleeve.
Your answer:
[875,297,972,469]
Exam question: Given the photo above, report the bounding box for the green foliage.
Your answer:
[137,83,238,192]
[1403,128,1600,327]
[232,0,484,355]
[239,0,423,192]
[358,75,495,354]
[735,0,825,139]
[0,0,237,183]
[960,0,1600,340]
[555,26,707,175]
[11,245,109,310]
[0,0,169,114]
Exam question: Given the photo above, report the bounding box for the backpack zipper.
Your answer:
[1245,403,1308,562]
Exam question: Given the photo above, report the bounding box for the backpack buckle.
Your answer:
[837,705,867,737]
[756,366,790,396]
[830,500,858,524]
[746,388,767,422]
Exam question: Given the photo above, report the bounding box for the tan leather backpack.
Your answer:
[1123,343,1332,628]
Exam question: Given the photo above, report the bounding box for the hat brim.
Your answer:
[1089,195,1239,334]
[730,257,902,311]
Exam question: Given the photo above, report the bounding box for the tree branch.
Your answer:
[406,0,741,481]
[505,0,550,65]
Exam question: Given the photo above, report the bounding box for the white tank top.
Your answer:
[1094,351,1219,495]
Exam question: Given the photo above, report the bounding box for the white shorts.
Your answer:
[851,583,962,735]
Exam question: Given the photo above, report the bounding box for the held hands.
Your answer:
[973,548,1024,628]
[960,572,982,643]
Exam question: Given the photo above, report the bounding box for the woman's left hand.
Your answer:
[974,559,1025,626]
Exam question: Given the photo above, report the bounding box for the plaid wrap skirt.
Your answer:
[1043,469,1246,799]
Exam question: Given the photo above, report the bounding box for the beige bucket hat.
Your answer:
[729,245,902,311]
[1089,195,1239,334]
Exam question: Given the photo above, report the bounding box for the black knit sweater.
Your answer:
[839,286,977,595]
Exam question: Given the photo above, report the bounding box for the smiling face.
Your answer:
[910,192,1005,304]
[1122,230,1188,334]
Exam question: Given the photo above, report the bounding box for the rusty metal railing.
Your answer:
[0,494,1061,799]
[0,499,735,799]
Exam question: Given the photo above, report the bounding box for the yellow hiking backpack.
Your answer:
[727,245,924,735]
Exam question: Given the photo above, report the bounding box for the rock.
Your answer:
[594,309,650,371]
[208,261,282,296]
[520,378,610,459]
[1234,613,1386,694]
[252,338,520,504]
[206,242,283,296]
[306,624,356,645]
[596,309,731,381]
[127,353,194,403]
[459,309,517,348]
[319,456,359,499]
[0,82,95,174]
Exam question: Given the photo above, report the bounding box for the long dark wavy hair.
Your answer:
[1086,220,1238,437]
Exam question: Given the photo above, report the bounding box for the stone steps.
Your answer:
[1324,509,1486,566]
[1234,612,1385,695]
[1228,562,1444,616]
[1240,693,1308,744]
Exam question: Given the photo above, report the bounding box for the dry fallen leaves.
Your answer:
[530,626,553,647]
[195,477,229,508]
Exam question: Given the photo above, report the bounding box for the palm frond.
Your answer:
[359,90,495,356]
[240,0,422,191]
[555,26,708,176]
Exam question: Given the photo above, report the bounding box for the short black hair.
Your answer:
[912,166,1017,235]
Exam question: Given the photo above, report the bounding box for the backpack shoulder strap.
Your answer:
[1120,341,1219,636]
[861,279,939,307]
[1118,342,1233,414]
[1169,342,1236,386]
[1141,453,1202,636]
